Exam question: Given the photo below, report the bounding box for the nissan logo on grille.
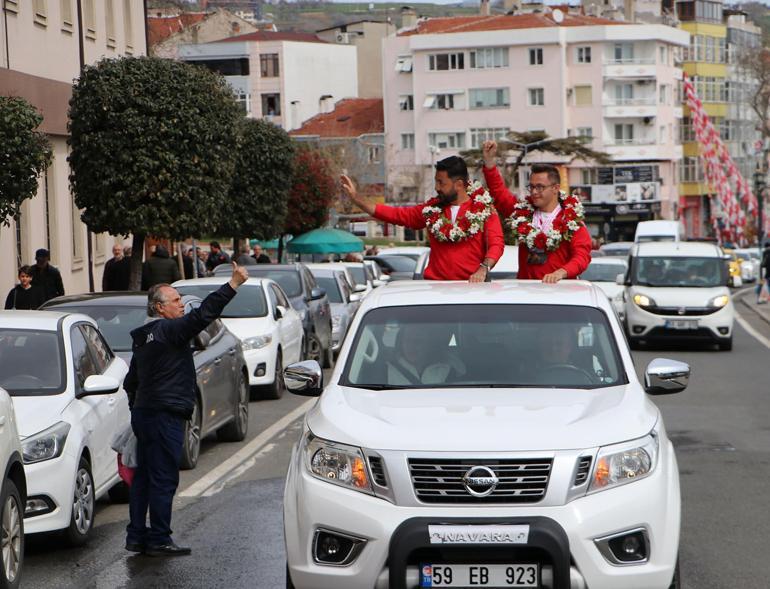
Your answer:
[462,466,499,497]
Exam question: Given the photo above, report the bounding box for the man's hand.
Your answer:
[469,266,488,283]
[542,268,568,284]
[340,174,376,216]
[229,262,249,289]
[482,140,498,169]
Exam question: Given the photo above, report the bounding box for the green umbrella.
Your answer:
[286,228,364,254]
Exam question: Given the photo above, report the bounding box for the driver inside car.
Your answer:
[387,323,465,386]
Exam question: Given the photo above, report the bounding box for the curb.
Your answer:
[734,287,770,328]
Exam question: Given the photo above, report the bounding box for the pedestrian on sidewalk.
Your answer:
[758,243,770,304]
[103,244,131,291]
[123,262,249,556]
[4,266,46,310]
[141,245,181,290]
[205,241,230,273]
[30,248,65,301]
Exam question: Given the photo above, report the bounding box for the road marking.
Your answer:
[734,309,770,350]
[179,399,315,498]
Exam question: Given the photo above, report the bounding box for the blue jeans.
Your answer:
[126,408,185,547]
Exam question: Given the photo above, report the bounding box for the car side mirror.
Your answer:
[644,358,690,395]
[79,374,120,397]
[615,273,625,285]
[380,274,391,282]
[284,360,323,396]
[275,304,286,320]
[310,287,326,300]
[372,279,384,288]
[349,293,361,303]
[193,331,210,351]
[354,284,367,293]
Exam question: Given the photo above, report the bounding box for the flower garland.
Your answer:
[508,192,585,252]
[422,181,494,243]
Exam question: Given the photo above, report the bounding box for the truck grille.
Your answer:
[408,458,552,504]
[645,306,719,316]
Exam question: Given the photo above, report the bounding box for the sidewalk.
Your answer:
[735,285,770,327]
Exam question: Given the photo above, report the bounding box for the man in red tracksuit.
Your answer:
[482,141,591,283]
[341,156,505,282]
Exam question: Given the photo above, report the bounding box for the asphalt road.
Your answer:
[21,299,770,589]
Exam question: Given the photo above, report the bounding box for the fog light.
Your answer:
[313,529,366,566]
[25,496,54,517]
[718,327,729,335]
[597,529,649,564]
[254,363,266,377]
[632,326,645,334]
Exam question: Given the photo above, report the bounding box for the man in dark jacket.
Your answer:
[123,262,249,556]
[30,248,65,302]
[103,244,131,291]
[205,241,230,272]
[141,245,181,290]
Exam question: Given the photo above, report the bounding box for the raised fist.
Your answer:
[482,140,498,168]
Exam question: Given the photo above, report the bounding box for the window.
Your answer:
[659,125,665,143]
[235,92,251,115]
[469,88,509,109]
[574,85,592,106]
[428,132,466,149]
[193,58,249,76]
[577,46,591,63]
[398,94,414,111]
[428,53,464,71]
[105,0,116,48]
[260,53,279,77]
[469,47,508,69]
[659,45,668,64]
[261,93,280,116]
[614,123,634,144]
[614,83,633,104]
[33,0,47,25]
[395,55,413,73]
[581,168,597,184]
[71,326,98,392]
[84,0,95,39]
[61,0,73,32]
[659,84,668,104]
[368,145,381,164]
[123,0,133,50]
[401,133,415,149]
[577,127,593,139]
[470,127,509,149]
[80,324,114,372]
[613,43,634,63]
[680,117,696,142]
[529,47,543,65]
[424,93,460,110]
[528,88,544,106]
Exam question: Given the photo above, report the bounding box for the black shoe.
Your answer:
[145,542,192,557]
[125,542,145,553]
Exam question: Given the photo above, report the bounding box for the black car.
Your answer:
[40,292,250,470]
[214,263,333,367]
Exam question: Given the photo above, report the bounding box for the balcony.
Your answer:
[602,139,683,161]
[603,59,657,79]
[603,97,657,118]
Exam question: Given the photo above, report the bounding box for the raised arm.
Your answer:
[341,174,425,230]
[481,140,518,218]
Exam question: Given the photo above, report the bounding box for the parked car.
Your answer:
[305,267,361,357]
[634,220,683,243]
[283,281,685,589]
[735,248,761,283]
[366,255,419,281]
[722,249,745,287]
[578,257,628,320]
[363,259,390,287]
[304,263,362,299]
[0,311,128,544]
[341,262,376,297]
[0,385,25,589]
[174,278,303,400]
[40,292,250,470]
[621,241,734,350]
[599,241,634,258]
[376,246,429,261]
[413,245,519,280]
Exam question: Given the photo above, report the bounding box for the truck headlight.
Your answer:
[589,434,658,493]
[633,294,656,308]
[303,432,372,494]
[22,422,71,464]
[708,295,729,308]
[242,334,272,350]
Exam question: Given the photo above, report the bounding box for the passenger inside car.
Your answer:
[386,323,465,386]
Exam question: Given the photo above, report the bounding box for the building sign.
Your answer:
[596,165,659,185]
[571,182,659,204]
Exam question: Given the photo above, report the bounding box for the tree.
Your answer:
[739,47,770,144]
[219,118,295,251]
[68,56,241,289]
[0,97,52,226]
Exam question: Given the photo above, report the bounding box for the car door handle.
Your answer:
[214,358,222,366]
[228,348,236,356]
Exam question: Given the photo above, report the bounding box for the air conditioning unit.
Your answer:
[335,32,351,44]
[643,116,653,125]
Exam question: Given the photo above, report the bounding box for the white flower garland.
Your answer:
[508,191,585,252]
[421,181,494,243]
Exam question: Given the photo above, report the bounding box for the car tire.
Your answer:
[107,481,130,504]
[304,333,322,363]
[718,336,733,351]
[285,563,296,589]
[180,396,202,470]
[63,456,95,546]
[218,372,249,442]
[0,478,23,589]
[260,350,285,400]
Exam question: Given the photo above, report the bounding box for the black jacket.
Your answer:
[124,283,236,418]
[141,246,181,290]
[102,257,131,291]
[4,285,46,310]
[30,264,64,301]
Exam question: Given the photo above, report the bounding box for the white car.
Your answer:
[734,248,761,283]
[364,260,390,287]
[283,281,685,589]
[622,241,734,350]
[579,257,628,320]
[0,311,129,544]
[0,386,26,589]
[174,278,303,399]
[305,264,364,299]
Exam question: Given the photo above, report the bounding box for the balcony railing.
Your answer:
[605,138,657,146]
[604,58,656,65]
[603,98,656,106]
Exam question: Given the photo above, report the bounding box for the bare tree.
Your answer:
[739,47,770,143]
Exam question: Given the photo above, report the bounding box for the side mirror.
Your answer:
[349,293,362,303]
[275,305,286,320]
[354,284,367,293]
[80,374,120,397]
[372,279,384,288]
[284,360,323,396]
[615,273,625,285]
[193,331,210,351]
[644,358,690,395]
[310,287,326,300]
[379,274,391,282]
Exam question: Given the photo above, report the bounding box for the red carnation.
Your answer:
[516,208,530,217]
[517,224,531,235]
[552,218,566,232]
[440,224,452,237]
[458,217,471,231]
[563,196,578,207]
[564,208,577,221]
[534,233,547,250]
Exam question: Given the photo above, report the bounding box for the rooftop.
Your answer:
[399,13,627,36]
[211,30,327,44]
[147,12,208,46]
[290,98,384,138]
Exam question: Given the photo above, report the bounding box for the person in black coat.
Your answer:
[30,249,65,302]
[141,245,181,291]
[251,243,271,264]
[103,244,131,291]
[123,262,249,556]
[5,266,46,310]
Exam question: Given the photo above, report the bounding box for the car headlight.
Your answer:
[633,294,656,308]
[303,432,372,494]
[331,315,342,330]
[299,309,308,322]
[242,334,272,350]
[22,421,71,464]
[708,294,729,308]
[589,433,658,494]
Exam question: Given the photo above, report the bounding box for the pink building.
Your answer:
[383,13,689,242]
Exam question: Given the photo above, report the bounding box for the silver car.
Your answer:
[307,268,361,357]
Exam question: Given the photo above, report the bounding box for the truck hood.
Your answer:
[629,285,729,307]
[13,394,72,438]
[306,384,657,452]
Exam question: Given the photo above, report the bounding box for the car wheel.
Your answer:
[304,333,322,363]
[668,559,680,589]
[0,478,23,589]
[260,350,284,400]
[180,396,202,470]
[63,457,94,546]
[718,336,733,351]
[107,481,130,504]
[218,372,249,442]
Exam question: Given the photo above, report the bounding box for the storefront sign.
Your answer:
[571,182,659,204]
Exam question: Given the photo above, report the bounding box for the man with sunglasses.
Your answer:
[482,141,591,283]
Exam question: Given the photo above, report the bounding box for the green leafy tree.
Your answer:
[0,97,52,226]
[220,118,295,251]
[68,56,241,289]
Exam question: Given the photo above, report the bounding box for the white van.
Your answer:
[634,220,683,243]
[621,241,734,350]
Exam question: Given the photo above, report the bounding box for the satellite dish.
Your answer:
[553,8,565,23]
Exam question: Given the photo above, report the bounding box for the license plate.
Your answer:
[420,564,539,587]
[665,319,698,330]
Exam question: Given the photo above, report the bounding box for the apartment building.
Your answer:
[0,0,147,296]
[179,31,357,131]
[383,13,688,242]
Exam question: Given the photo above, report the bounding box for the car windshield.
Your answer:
[0,329,65,396]
[53,305,146,351]
[176,285,268,318]
[341,305,625,390]
[379,255,416,272]
[348,266,366,285]
[631,256,725,287]
[314,277,342,303]
[245,270,302,297]
[580,263,626,282]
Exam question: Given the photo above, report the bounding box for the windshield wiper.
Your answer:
[345,384,416,391]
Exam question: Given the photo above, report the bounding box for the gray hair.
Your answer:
[147,283,172,317]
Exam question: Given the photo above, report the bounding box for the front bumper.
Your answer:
[243,346,277,386]
[23,452,77,534]
[625,300,734,343]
